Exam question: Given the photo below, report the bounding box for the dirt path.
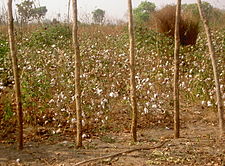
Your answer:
[0,122,225,166]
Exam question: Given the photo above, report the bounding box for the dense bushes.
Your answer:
[153,5,199,46]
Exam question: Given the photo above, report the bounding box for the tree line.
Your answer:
[2,0,224,26]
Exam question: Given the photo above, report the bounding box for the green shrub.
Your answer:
[23,24,72,48]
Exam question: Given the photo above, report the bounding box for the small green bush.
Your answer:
[24,24,72,48]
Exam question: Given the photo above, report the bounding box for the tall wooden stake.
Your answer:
[174,0,181,138]
[128,0,138,142]
[68,0,71,23]
[7,0,23,150]
[72,0,82,147]
[197,0,225,137]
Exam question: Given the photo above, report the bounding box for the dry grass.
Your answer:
[153,5,199,46]
[0,25,8,34]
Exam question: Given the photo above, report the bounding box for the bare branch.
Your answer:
[74,141,169,166]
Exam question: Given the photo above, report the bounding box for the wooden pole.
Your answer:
[197,0,225,137]
[68,0,71,23]
[128,0,138,142]
[7,0,23,150]
[174,0,181,138]
[72,0,82,147]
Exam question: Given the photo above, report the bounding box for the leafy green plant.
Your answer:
[3,100,13,121]
[23,24,72,48]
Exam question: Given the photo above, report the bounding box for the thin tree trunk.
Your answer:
[7,0,23,150]
[197,0,225,137]
[72,0,82,147]
[174,0,181,139]
[128,0,138,142]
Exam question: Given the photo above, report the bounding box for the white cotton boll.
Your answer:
[82,112,85,117]
[114,92,119,97]
[159,100,163,104]
[56,128,61,134]
[151,97,155,102]
[144,108,148,114]
[201,101,206,105]
[109,92,114,97]
[101,99,108,108]
[207,101,212,107]
[165,127,170,130]
[96,88,103,95]
[109,92,118,98]
[61,108,66,112]
[181,82,185,88]
[154,93,158,98]
[82,134,87,138]
[152,104,157,108]
[27,66,32,70]
[82,120,85,126]
[146,102,150,106]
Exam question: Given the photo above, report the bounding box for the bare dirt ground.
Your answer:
[0,119,225,166]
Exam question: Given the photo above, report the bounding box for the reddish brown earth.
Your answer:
[0,115,225,166]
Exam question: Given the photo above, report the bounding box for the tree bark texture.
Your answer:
[197,0,225,136]
[128,0,138,142]
[7,0,23,150]
[174,0,181,138]
[72,0,82,147]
